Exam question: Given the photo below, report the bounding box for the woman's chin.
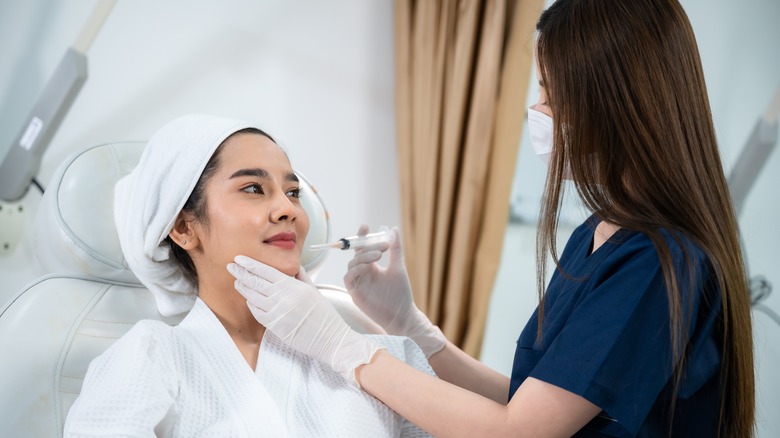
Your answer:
[264,259,301,277]
[279,266,299,277]
[246,252,301,277]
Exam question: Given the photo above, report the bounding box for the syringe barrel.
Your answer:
[340,229,392,249]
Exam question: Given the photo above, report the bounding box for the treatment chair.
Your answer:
[0,141,383,437]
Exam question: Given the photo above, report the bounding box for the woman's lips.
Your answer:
[264,232,297,249]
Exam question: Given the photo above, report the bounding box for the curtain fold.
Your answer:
[394,0,543,357]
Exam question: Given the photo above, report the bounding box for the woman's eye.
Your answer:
[287,188,302,199]
[243,183,264,194]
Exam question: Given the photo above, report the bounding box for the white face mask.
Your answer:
[527,106,553,165]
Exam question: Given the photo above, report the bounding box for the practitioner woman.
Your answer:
[228,0,756,436]
[64,114,432,437]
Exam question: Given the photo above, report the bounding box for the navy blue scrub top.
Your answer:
[508,215,722,437]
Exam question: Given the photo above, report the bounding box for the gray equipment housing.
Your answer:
[0,49,87,201]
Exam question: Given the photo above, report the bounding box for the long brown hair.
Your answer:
[534,0,754,436]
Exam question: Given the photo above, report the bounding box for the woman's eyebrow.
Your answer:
[229,168,299,183]
[230,168,269,179]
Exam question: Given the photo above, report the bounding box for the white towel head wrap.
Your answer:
[115,114,255,315]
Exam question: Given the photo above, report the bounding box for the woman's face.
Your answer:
[193,133,309,277]
[532,47,553,118]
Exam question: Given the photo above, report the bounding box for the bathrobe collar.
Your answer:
[177,298,287,437]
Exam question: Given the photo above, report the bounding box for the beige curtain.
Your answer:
[394,0,544,357]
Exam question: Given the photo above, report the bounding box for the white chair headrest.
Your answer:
[33,142,330,283]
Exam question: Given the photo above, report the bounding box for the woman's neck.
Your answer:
[198,273,266,368]
[591,220,621,255]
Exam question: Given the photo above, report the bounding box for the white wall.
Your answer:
[0,0,398,298]
[488,1,780,436]
[1,0,778,436]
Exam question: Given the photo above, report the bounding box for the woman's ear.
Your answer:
[169,213,198,250]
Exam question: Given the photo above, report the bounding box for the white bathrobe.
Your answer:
[64,298,433,437]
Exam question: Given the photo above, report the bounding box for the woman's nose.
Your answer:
[270,192,296,223]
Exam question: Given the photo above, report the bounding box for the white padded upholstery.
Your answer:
[0,141,381,437]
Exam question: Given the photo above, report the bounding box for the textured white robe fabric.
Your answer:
[64,298,433,437]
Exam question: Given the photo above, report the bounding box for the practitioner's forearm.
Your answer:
[356,350,512,438]
[356,349,600,438]
[427,341,510,404]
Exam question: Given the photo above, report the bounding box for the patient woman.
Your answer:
[64,114,432,437]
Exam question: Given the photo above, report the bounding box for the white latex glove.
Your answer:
[343,225,446,358]
[227,256,383,384]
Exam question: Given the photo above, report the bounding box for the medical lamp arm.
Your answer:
[0,0,116,202]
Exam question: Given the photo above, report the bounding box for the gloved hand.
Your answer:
[343,225,446,358]
[228,256,383,384]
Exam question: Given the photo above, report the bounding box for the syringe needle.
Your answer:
[308,241,344,251]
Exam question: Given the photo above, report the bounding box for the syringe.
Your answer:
[309,228,393,251]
